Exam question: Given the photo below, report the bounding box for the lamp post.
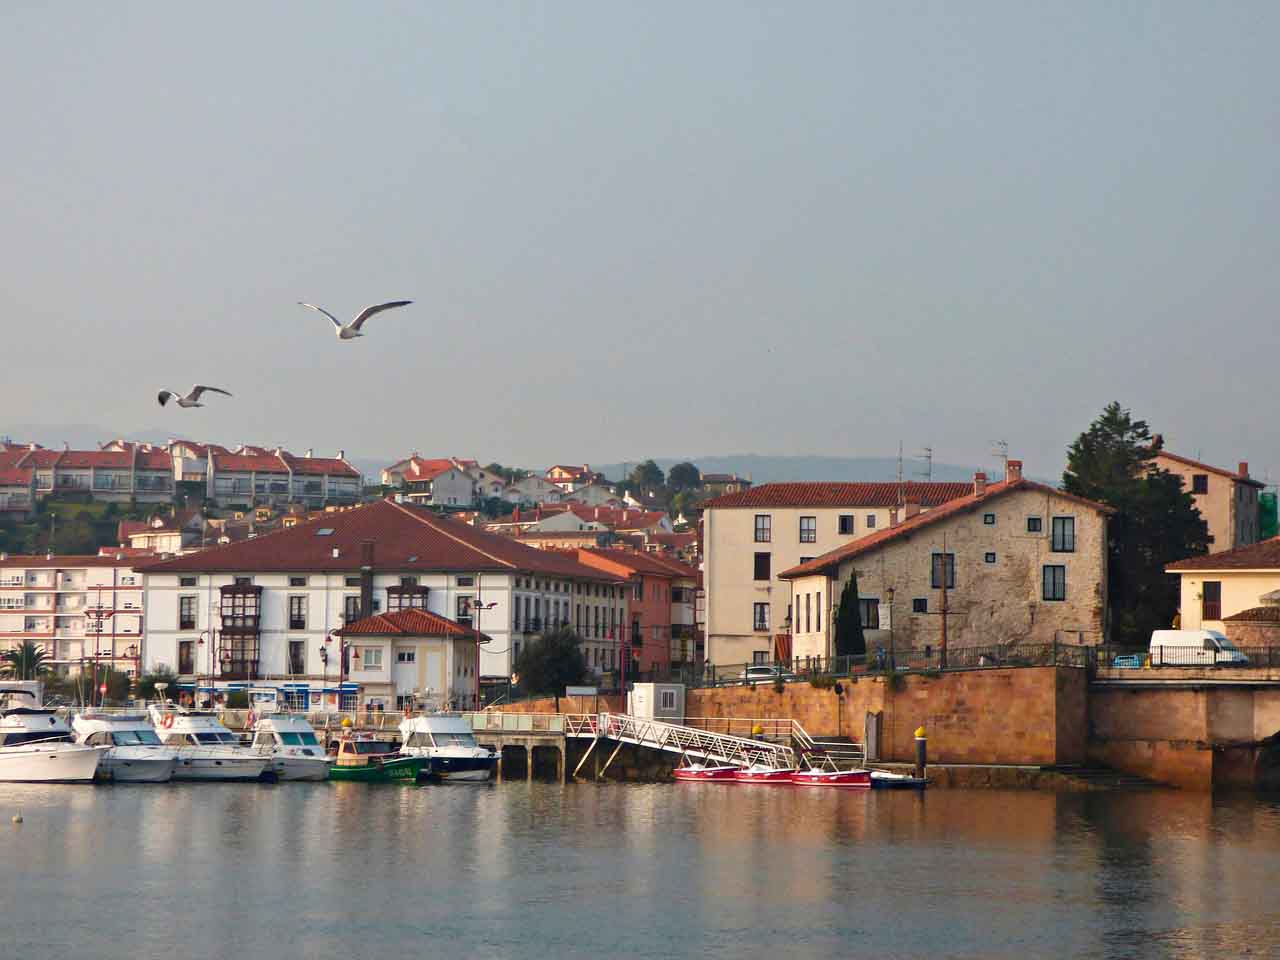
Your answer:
[197,629,211,707]
[885,587,896,671]
[467,595,496,711]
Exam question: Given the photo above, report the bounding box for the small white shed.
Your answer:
[627,683,685,723]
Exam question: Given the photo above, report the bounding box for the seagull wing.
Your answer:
[350,300,412,331]
[189,385,232,401]
[158,390,175,407]
[298,302,342,328]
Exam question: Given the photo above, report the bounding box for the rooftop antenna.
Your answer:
[896,441,904,505]
[991,440,1009,481]
[915,446,933,482]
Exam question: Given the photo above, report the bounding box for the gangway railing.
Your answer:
[590,713,795,770]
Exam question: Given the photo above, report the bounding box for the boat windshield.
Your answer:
[351,741,396,754]
[194,732,239,745]
[112,730,163,746]
[431,732,478,748]
[277,732,319,746]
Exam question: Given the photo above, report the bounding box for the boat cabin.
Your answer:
[334,736,401,766]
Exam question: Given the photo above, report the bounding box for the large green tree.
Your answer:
[1063,402,1210,645]
[667,462,702,491]
[833,572,867,659]
[1,640,50,680]
[628,460,665,490]
[512,627,590,697]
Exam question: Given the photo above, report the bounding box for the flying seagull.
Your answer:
[157,385,233,408]
[297,300,413,340]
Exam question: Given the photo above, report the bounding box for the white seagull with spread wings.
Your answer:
[157,385,233,408]
[297,300,413,340]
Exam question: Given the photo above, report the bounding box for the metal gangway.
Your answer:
[566,712,798,778]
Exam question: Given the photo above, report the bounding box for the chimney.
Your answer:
[305,448,313,458]
[903,499,921,519]
[889,506,899,527]
[338,450,345,461]
[973,472,988,498]
[359,540,375,618]
[1239,461,1250,478]
[332,547,340,559]
[1007,460,1023,483]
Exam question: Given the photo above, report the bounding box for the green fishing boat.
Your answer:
[329,736,426,782]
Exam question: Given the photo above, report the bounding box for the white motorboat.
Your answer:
[72,711,179,783]
[250,714,330,781]
[399,714,497,781]
[148,703,270,782]
[0,688,107,783]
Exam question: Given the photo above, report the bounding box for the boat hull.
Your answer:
[172,754,270,782]
[103,754,178,783]
[426,755,496,781]
[674,765,738,782]
[791,769,872,788]
[0,744,107,783]
[329,756,426,783]
[733,767,796,784]
[870,771,928,790]
[270,756,331,782]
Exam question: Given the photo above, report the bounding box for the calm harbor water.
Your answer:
[2,782,1279,960]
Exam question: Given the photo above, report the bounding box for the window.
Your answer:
[361,647,383,670]
[456,576,474,587]
[288,640,305,675]
[930,553,956,589]
[1042,565,1066,602]
[289,576,307,587]
[752,603,770,632]
[1051,517,1076,553]
[234,577,252,586]
[345,576,361,587]
[816,592,822,632]
[456,595,473,626]
[401,576,419,587]
[288,595,307,631]
[866,514,877,529]
[635,581,644,601]
[753,552,771,581]
[1191,474,1209,495]
[660,689,677,711]
[839,515,854,535]
[799,557,814,565]
[858,598,880,629]
[1202,581,1222,620]
[912,598,928,614]
[754,515,772,543]
[179,576,197,588]
[752,651,769,665]
[983,513,996,525]
[804,593,811,633]
[984,552,997,564]
[799,516,816,543]
[343,595,362,624]
[1027,517,1042,533]
[178,640,194,675]
[178,595,197,631]
[397,649,416,664]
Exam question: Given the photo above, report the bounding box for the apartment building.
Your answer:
[545,464,605,492]
[0,555,145,675]
[780,463,1112,661]
[381,457,475,507]
[5,443,175,505]
[0,466,35,518]
[1154,447,1263,554]
[701,480,972,666]
[138,498,629,708]
[209,448,361,507]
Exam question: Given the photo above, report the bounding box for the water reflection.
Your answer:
[1,783,1279,960]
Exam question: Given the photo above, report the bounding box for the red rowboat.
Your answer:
[790,768,872,788]
[674,764,738,782]
[733,764,796,784]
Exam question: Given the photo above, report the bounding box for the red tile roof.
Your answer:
[136,499,628,579]
[212,453,289,474]
[0,554,139,569]
[576,548,697,579]
[1155,451,1264,488]
[702,481,974,509]
[1223,605,1280,623]
[338,607,488,639]
[284,454,360,478]
[19,449,62,468]
[780,479,1113,578]
[57,449,133,469]
[0,468,33,486]
[1166,537,1280,572]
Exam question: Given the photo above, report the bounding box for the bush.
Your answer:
[136,667,179,702]
[809,673,837,690]
[225,690,250,709]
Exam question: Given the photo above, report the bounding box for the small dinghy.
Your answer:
[790,767,872,788]
[870,770,928,790]
[674,759,738,782]
[732,763,795,784]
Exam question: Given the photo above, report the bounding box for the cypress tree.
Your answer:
[834,571,866,659]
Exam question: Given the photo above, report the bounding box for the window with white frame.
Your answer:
[362,647,383,670]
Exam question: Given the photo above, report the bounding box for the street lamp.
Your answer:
[885,587,896,670]
[197,630,211,707]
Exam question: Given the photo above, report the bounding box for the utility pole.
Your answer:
[915,447,933,482]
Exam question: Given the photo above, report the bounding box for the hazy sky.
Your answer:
[3,3,1277,480]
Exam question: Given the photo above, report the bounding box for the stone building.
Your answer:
[778,462,1112,661]
[1154,448,1262,554]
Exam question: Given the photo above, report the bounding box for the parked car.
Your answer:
[1149,629,1249,666]
[737,664,799,685]
[1111,654,1144,669]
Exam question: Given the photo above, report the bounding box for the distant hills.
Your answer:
[592,454,987,485]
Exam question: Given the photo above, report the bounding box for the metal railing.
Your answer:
[1094,644,1280,670]
[595,713,795,770]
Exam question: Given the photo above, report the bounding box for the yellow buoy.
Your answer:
[341,716,353,728]
[914,726,927,739]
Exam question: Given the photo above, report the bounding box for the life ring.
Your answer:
[159,713,175,729]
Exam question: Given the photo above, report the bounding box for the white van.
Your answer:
[1149,629,1249,666]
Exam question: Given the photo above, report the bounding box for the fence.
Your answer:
[1095,644,1280,670]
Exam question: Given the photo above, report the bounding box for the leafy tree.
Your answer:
[1063,402,1210,645]
[512,626,589,697]
[833,572,867,659]
[1,640,50,680]
[667,462,702,491]
[628,460,665,490]
[136,667,179,702]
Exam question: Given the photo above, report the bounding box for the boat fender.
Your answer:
[159,713,175,729]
